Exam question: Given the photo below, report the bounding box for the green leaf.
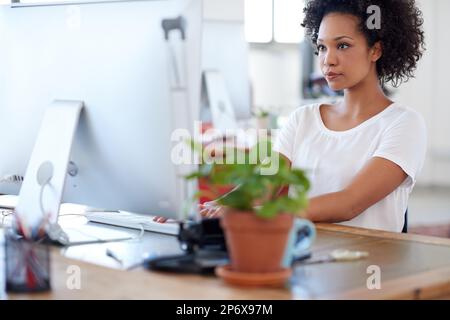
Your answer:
[218,189,252,211]
[256,201,279,219]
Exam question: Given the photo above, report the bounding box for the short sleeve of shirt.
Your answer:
[373,110,427,189]
[273,108,301,161]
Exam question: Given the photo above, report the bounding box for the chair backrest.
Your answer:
[402,209,408,233]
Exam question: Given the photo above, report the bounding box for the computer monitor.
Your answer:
[201,20,251,121]
[0,0,202,223]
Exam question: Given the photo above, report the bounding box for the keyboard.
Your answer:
[85,211,180,236]
[0,195,18,209]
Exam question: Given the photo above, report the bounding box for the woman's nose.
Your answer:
[323,49,338,67]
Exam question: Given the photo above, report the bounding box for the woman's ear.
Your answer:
[371,41,383,62]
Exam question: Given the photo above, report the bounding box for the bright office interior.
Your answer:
[244,0,450,237]
[0,0,449,244]
[210,0,450,238]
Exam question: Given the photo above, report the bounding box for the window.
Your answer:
[245,0,305,44]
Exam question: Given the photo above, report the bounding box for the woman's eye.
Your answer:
[316,44,326,52]
[338,43,350,50]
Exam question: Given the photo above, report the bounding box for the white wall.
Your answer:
[394,0,450,187]
[203,0,302,115]
[248,44,301,113]
[430,0,450,186]
[203,0,244,22]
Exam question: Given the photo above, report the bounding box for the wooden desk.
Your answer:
[3,223,450,300]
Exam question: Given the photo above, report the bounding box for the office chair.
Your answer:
[402,209,408,233]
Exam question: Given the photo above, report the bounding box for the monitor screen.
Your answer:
[0,0,202,219]
[202,20,251,120]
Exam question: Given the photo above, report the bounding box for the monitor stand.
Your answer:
[15,100,83,240]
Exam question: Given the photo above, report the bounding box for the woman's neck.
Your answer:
[339,72,392,119]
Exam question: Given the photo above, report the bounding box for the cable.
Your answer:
[39,180,49,223]
[1,209,13,227]
[127,224,146,243]
[58,213,87,217]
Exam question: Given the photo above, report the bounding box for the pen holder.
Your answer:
[4,231,51,293]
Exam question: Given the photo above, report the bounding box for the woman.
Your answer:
[162,0,427,233]
[271,0,427,232]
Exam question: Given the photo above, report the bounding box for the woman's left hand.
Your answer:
[199,201,224,218]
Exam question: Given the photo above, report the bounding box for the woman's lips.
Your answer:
[325,72,343,81]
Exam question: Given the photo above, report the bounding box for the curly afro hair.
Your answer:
[301,0,425,87]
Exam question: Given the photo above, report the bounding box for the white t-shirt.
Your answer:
[274,102,427,232]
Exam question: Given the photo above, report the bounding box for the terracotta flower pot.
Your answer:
[220,208,294,273]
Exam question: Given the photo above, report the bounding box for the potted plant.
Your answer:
[186,139,310,281]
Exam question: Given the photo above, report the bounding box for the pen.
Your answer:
[296,249,369,266]
[106,248,123,267]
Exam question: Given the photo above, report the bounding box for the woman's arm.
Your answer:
[196,152,408,222]
[282,155,408,223]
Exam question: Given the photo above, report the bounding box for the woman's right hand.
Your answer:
[152,201,223,223]
[153,216,173,223]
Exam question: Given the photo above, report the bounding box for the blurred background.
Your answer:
[216,0,450,237]
[2,0,449,237]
